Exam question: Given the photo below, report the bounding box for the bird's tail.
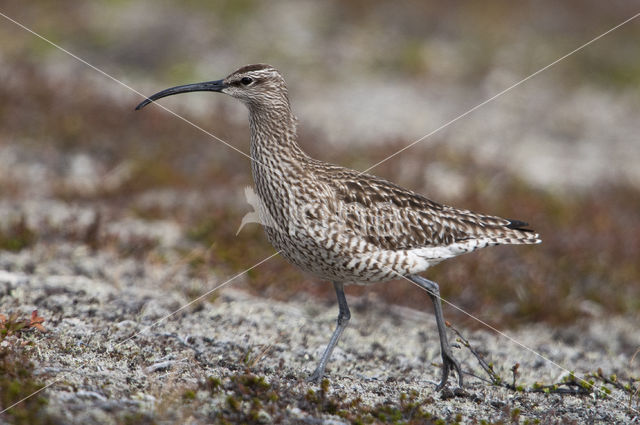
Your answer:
[496,219,541,245]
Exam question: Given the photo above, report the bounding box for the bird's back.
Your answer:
[322,164,540,249]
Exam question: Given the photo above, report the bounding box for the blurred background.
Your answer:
[1,0,639,328]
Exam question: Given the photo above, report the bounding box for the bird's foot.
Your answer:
[436,349,464,391]
[306,368,325,384]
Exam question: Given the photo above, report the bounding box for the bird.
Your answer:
[135,64,541,390]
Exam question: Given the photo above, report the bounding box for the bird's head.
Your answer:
[135,64,290,111]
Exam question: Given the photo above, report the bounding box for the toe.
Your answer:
[306,370,323,383]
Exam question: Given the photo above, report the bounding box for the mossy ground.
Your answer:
[0,313,52,425]
[1,1,640,423]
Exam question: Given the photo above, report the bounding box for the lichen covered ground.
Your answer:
[1,234,639,423]
[2,1,640,423]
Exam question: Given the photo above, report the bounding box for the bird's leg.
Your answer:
[307,281,351,383]
[408,275,463,390]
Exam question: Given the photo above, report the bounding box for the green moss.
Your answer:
[226,394,240,411]
[182,389,196,401]
[0,216,36,252]
[305,388,318,403]
[192,372,447,424]
[120,412,157,425]
[206,376,222,393]
[398,40,428,76]
[0,343,53,425]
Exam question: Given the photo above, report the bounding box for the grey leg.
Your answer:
[408,275,463,390]
[307,281,350,383]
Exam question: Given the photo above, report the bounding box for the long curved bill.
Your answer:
[135,79,227,110]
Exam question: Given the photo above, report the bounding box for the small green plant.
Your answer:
[192,371,446,424]
[0,311,46,339]
[0,311,52,425]
[451,322,640,402]
[0,216,36,252]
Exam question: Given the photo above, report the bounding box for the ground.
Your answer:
[1,1,640,424]
[1,222,639,423]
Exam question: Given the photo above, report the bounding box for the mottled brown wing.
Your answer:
[321,166,528,251]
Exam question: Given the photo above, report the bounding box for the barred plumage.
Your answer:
[137,63,541,390]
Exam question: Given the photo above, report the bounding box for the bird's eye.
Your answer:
[241,77,253,85]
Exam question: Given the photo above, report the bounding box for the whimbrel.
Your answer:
[136,64,540,390]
